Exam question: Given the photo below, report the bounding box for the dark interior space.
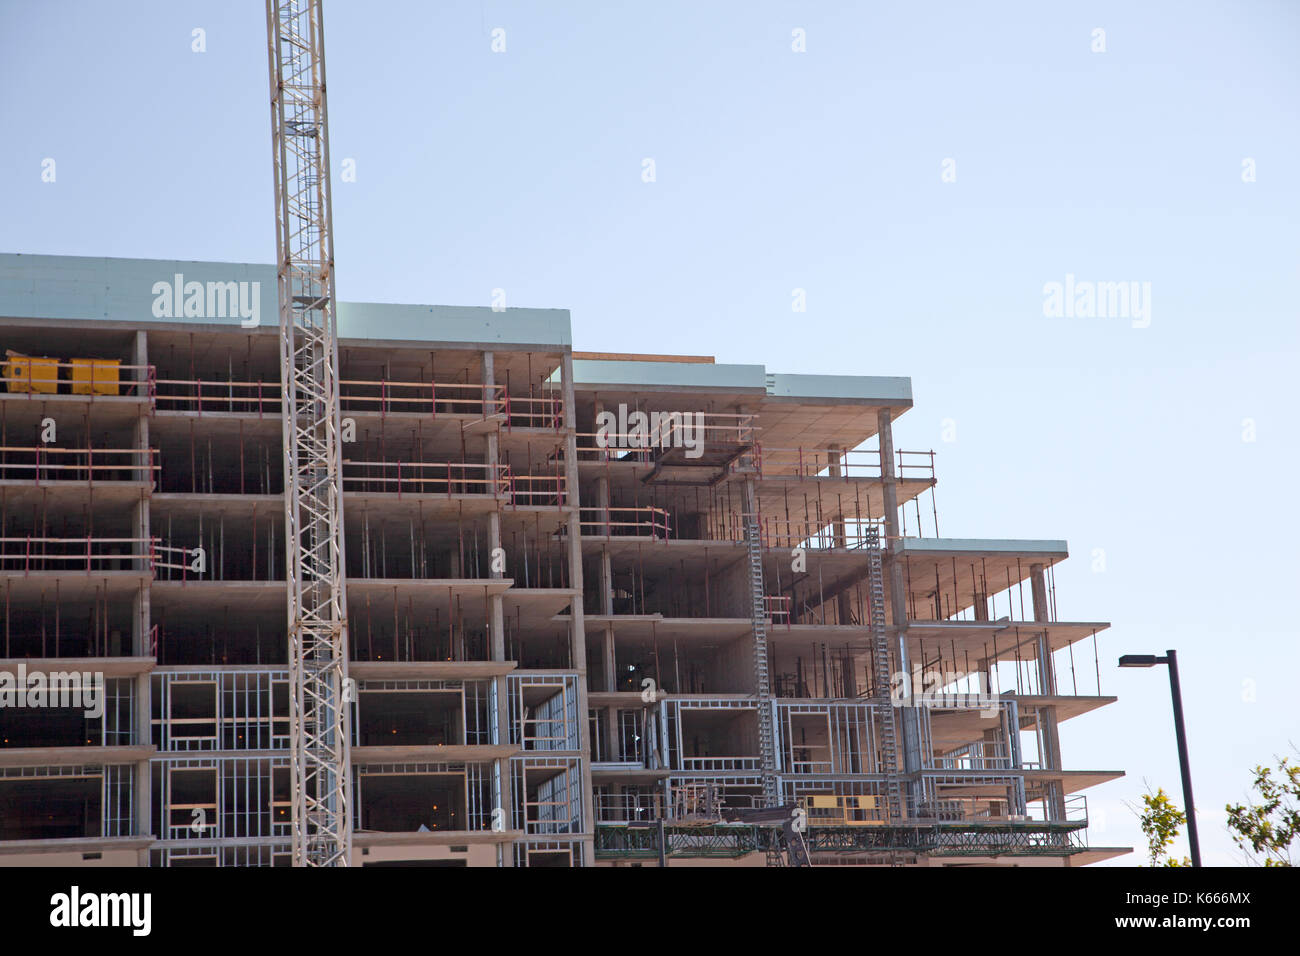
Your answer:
[360,774,464,832]
[0,777,101,840]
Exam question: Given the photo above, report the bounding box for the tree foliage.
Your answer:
[1226,754,1298,867]
[1138,787,1191,867]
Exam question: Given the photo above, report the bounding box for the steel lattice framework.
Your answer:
[593,822,1088,861]
[266,0,352,867]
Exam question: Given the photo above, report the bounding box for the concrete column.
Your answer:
[593,399,615,622]
[827,447,853,626]
[877,410,906,633]
[135,670,151,850]
[483,351,513,865]
[600,550,613,617]
[132,331,151,847]
[133,331,152,654]
[561,354,596,866]
[602,624,616,693]
[604,703,619,764]
[878,408,920,807]
[1030,562,1066,820]
[973,586,992,695]
[484,352,505,660]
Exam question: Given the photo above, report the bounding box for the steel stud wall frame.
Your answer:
[266,0,352,866]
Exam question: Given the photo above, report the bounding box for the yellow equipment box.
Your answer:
[3,351,59,394]
[70,357,120,395]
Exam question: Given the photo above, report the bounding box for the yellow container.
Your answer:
[70,358,120,395]
[3,352,59,394]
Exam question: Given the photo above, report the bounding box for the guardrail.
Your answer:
[756,446,935,483]
[593,794,659,824]
[505,393,563,430]
[0,536,196,574]
[152,378,280,415]
[340,379,502,418]
[764,594,791,625]
[340,460,510,497]
[751,515,889,549]
[930,740,1015,772]
[152,376,565,427]
[0,446,157,485]
[756,446,881,478]
[338,460,568,506]
[1025,794,1089,826]
[679,756,762,772]
[574,506,671,539]
[508,471,567,507]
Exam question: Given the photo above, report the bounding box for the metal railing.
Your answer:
[0,536,199,575]
[341,460,510,497]
[756,446,881,478]
[756,446,935,483]
[930,740,1015,772]
[593,794,659,824]
[341,378,502,418]
[679,756,762,772]
[152,376,565,427]
[575,506,671,539]
[508,471,567,507]
[0,446,157,485]
[1025,794,1089,825]
[338,460,567,506]
[152,377,281,415]
[750,514,889,550]
[505,393,563,430]
[764,594,791,625]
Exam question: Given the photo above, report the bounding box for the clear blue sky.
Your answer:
[2,0,1297,865]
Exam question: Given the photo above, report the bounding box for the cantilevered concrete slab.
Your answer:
[0,744,155,768]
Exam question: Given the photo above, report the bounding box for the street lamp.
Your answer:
[1118,649,1201,867]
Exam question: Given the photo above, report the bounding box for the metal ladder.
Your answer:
[866,528,902,821]
[765,825,811,868]
[744,510,779,809]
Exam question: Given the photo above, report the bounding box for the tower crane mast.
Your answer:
[265,0,352,867]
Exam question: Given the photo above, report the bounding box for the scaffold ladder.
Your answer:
[743,509,779,809]
[866,528,902,821]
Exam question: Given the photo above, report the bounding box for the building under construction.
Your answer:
[0,252,1126,866]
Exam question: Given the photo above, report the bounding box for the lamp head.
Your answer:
[1119,654,1161,668]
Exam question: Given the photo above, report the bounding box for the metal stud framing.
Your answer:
[266,0,352,866]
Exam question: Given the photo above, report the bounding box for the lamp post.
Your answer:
[1118,649,1201,867]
